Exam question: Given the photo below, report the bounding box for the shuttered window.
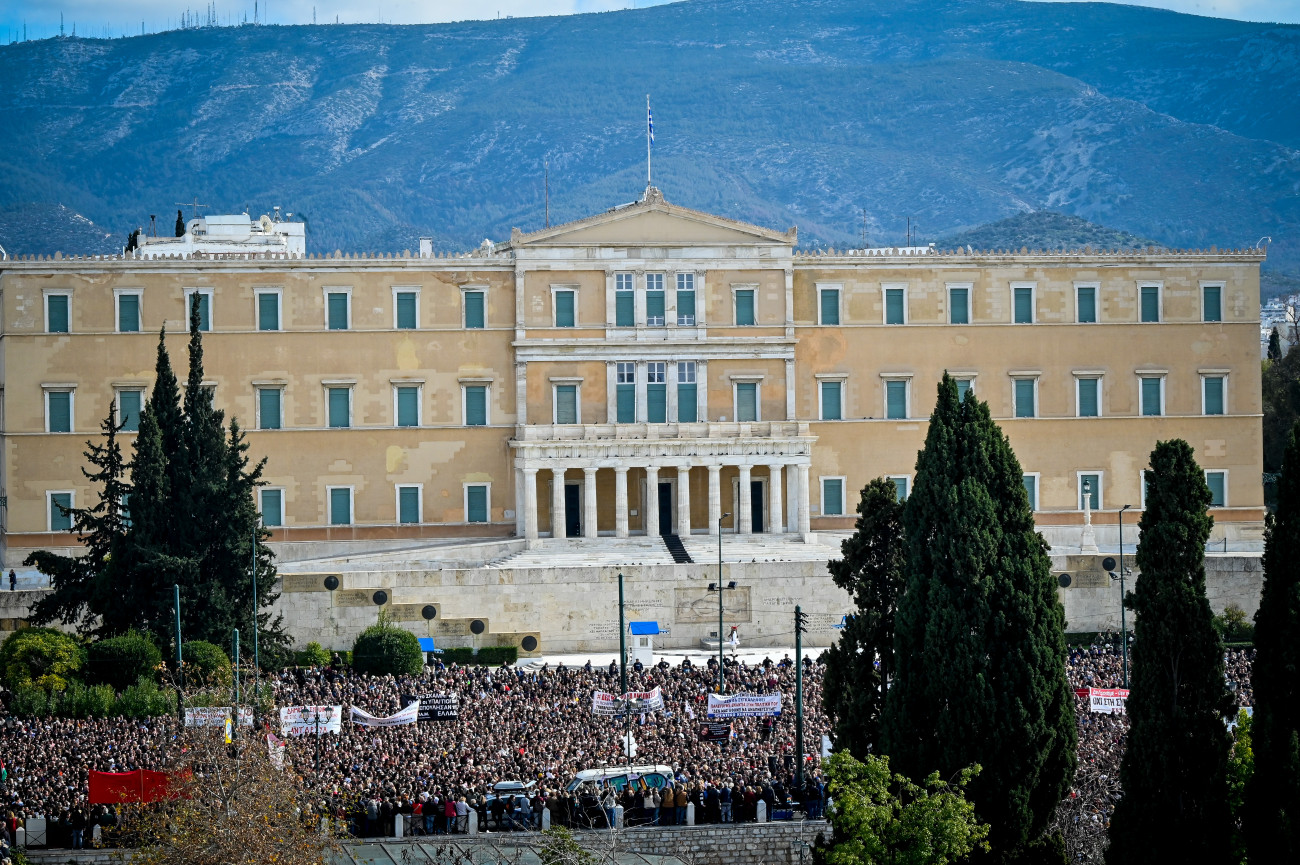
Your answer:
[1140,286,1160,322]
[258,292,280,330]
[1077,378,1099,417]
[1076,286,1097,323]
[186,292,211,331]
[1203,376,1224,415]
[1013,287,1033,323]
[956,379,973,402]
[820,381,842,420]
[885,288,905,325]
[678,384,697,422]
[647,363,667,423]
[464,291,485,329]
[329,488,351,525]
[822,479,844,516]
[466,485,488,523]
[819,288,840,325]
[118,294,140,332]
[118,390,142,432]
[736,383,758,422]
[1206,472,1226,507]
[1141,377,1163,416]
[886,381,907,419]
[554,290,575,327]
[48,391,72,432]
[948,288,968,324]
[50,492,73,532]
[616,291,635,327]
[395,292,418,329]
[892,477,909,501]
[258,388,282,430]
[396,386,420,427]
[646,274,665,325]
[327,292,349,330]
[259,489,283,527]
[1023,475,1037,511]
[676,274,696,325]
[47,294,69,333]
[328,387,351,428]
[734,290,755,326]
[556,385,578,424]
[1079,474,1101,510]
[465,386,487,426]
[398,486,420,524]
[1203,286,1222,322]
[1014,379,1036,418]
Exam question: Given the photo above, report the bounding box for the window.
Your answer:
[885,380,908,420]
[821,478,845,516]
[328,487,352,525]
[616,364,636,423]
[889,476,909,501]
[115,290,142,333]
[256,290,281,331]
[955,378,974,402]
[326,290,350,330]
[117,389,143,432]
[465,484,489,523]
[734,289,756,326]
[948,286,969,324]
[394,289,419,329]
[1206,471,1227,508]
[395,385,420,427]
[1079,473,1102,510]
[645,273,665,326]
[884,286,906,325]
[463,290,486,329]
[1141,471,1150,509]
[676,273,696,325]
[555,384,579,424]
[464,385,488,426]
[1203,375,1225,416]
[397,485,422,524]
[820,380,843,420]
[647,362,667,423]
[1140,285,1160,323]
[677,362,697,422]
[1203,285,1223,323]
[259,489,283,527]
[46,388,74,433]
[554,289,576,327]
[1140,376,1164,416]
[327,387,351,428]
[258,387,282,430]
[736,382,759,422]
[1013,285,1034,324]
[614,273,635,327]
[45,291,70,333]
[184,288,212,331]
[1013,378,1037,418]
[819,286,840,326]
[1023,474,1039,511]
[48,491,74,532]
[1076,285,1097,324]
[1076,377,1101,418]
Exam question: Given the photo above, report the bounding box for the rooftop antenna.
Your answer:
[906,216,911,248]
[544,159,550,229]
[861,208,867,248]
[175,197,209,222]
[646,94,654,191]
[149,214,157,237]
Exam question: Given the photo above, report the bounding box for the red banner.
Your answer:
[88,770,174,804]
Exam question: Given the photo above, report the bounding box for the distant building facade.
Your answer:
[0,189,1266,568]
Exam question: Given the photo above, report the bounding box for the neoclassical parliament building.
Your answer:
[0,188,1266,572]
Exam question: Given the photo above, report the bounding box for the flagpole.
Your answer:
[646,94,652,188]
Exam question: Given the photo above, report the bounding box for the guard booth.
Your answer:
[418,637,442,665]
[628,622,660,667]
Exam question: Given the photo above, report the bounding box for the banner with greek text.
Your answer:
[1088,688,1129,715]
[698,721,733,741]
[351,701,420,728]
[592,686,665,716]
[400,693,460,721]
[279,705,342,736]
[184,707,253,728]
[706,692,782,718]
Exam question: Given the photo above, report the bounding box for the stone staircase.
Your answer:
[681,532,845,564]
[662,534,693,563]
[487,537,676,569]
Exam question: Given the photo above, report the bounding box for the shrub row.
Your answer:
[439,646,517,666]
[7,676,176,718]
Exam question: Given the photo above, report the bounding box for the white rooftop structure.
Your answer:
[137,212,305,257]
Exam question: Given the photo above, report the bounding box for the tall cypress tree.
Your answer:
[1105,440,1233,864]
[882,374,1076,858]
[1269,327,1283,363]
[823,477,905,759]
[1247,420,1300,861]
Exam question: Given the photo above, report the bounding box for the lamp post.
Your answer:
[1118,504,1131,689]
[714,513,731,692]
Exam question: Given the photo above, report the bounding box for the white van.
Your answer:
[565,764,675,793]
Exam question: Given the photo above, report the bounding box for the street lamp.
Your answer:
[712,512,731,693]
[1108,504,1133,688]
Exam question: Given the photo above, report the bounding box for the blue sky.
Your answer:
[0,0,1296,41]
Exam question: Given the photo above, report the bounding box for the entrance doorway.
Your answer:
[564,483,582,537]
[750,480,765,533]
[657,482,673,536]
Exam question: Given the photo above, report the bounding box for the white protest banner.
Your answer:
[1088,688,1129,715]
[350,702,420,728]
[279,705,342,736]
[591,686,665,716]
[266,732,287,771]
[706,692,782,718]
[184,707,253,728]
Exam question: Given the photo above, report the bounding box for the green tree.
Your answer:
[1262,337,1300,473]
[538,826,596,865]
[1269,326,1283,363]
[181,640,233,688]
[823,477,905,758]
[819,751,989,865]
[882,374,1076,857]
[1105,440,1234,864]
[1228,711,1253,865]
[85,631,163,693]
[0,627,85,692]
[174,209,185,237]
[352,614,424,677]
[1246,421,1300,862]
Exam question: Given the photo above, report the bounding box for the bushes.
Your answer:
[0,627,85,691]
[182,640,232,687]
[85,631,162,692]
[7,677,165,718]
[439,646,517,666]
[352,622,423,677]
[296,641,330,668]
[1213,603,1256,644]
[441,647,475,665]
[116,675,176,718]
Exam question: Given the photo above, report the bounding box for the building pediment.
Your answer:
[508,187,796,248]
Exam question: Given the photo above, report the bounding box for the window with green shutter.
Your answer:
[259,388,282,430]
[465,386,487,426]
[329,488,351,525]
[820,288,840,325]
[396,386,420,427]
[1203,286,1222,322]
[646,274,665,325]
[1140,286,1160,322]
[1023,475,1037,511]
[676,275,696,325]
[885,288,905,325]
[48,391,72,432]
[677,384,697,422]
[1079,474,1100,510]
[956,379,973,402]
[734,290,756,326]
[328,387,351,428]
[886,380,907,419]
[466,485,488,523]
[1013,286,1033,323]
[1014,379,1036,418]
[736,382,758,422]
[1141,377,1162,416]
[464,291,485,329]
[50,492,73,532]
[47,294,69,333]
[1077,378,1099,417]
[892,477,909,501]
[327,292,349,330]
[820,381,842,420]
[949,288,968,324]
[186,292,211,331]
[1206,472,1226,507]
[259,489,282,527]
[258,292,280,331]
[822,479,844,516]
[119,390,142,432]
[398,486,420,524]
[554,290,575,327]
[1077,286,1097,323]
[556,385,578,424]
[118,294,140,332]
[1203,376,1224,415]
[615,291,635,327]
[647,363,667,423]
[395,292,418,329]
[616,386,635,423]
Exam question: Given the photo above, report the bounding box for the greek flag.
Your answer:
[647,101,654,145]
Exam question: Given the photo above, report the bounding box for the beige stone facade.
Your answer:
[0,189,1266,570]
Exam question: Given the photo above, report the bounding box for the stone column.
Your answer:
[551,467,566,539]
[767,464,785,534]
[636,361,648,424]
[697,360,709,422]
[666,361,679,425]
[708,465,722,535]
[615,467,629,538]
[514,467,525,536]
[738,465,753,535]
[676,465,692,537]
[797,464,812,539]
[523,469,539,545]
[645,465,661,536]
[583,467,598,539]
